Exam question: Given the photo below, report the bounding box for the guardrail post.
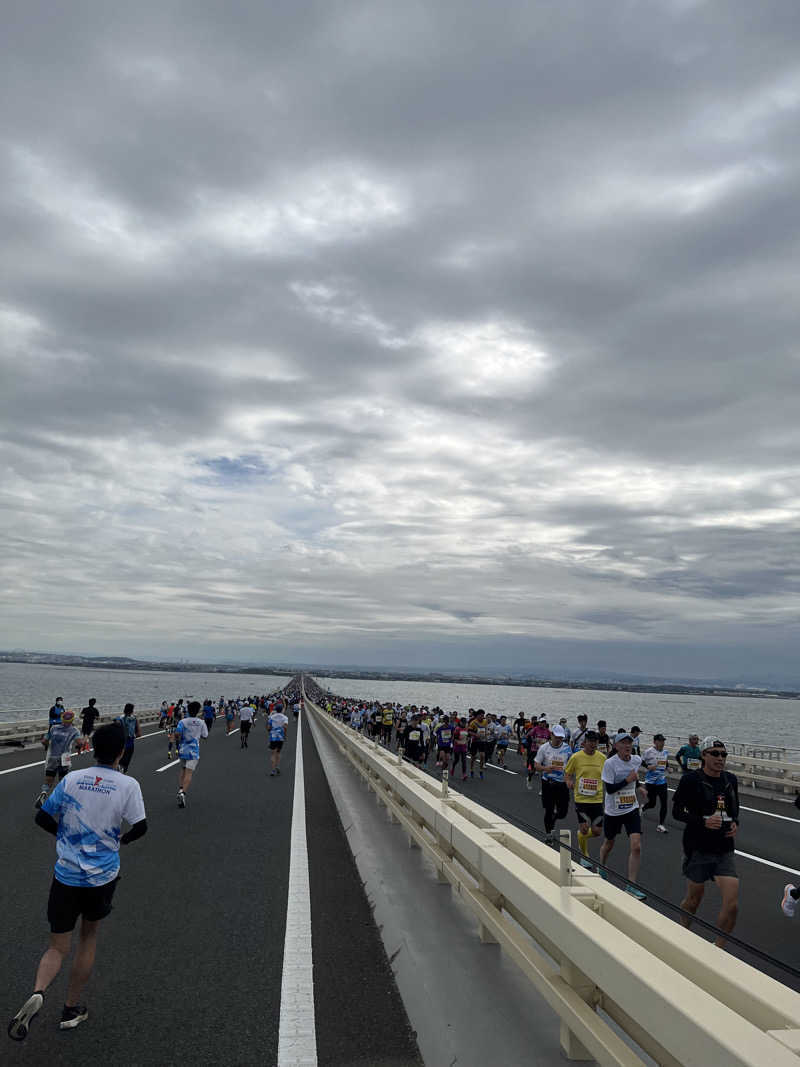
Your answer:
[559,960,596,1061]
[559,829,572,887]
[441,767,449,798]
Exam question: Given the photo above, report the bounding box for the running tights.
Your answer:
[541,779,570,834]
[644,783,668,824]
[451,749,467,776]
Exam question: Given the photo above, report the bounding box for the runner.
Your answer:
[115,704,141,775]
[629,726,642,756]
[158,701,169,729]
[781,884,800,917]
[672,736,740,946]
[599,731,647,898]
[404,716,425,767]
[175,701,208,807]
[494,716,511,767]
[267,703,289,776]
[48,698,64,727]
[382,705,394,747]
[8,723,147,1041]
[35,711,81,809]
[468,709,490,779]
[451,718,469,781]
[239,701,254,748]
[675,734,702,773]
[79,699,100,740]
[570,714,589,753]
[564,730,606,863]
[435,715,454,773]
[292,698,301,723]
[641,734,670,832]
[596,720,612,756]
[224,701,236,735]
[533,725,573,845]
[202,699,216,733]
[165,703,177,760]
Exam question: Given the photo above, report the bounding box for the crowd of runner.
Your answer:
[9,678,799,1045]
[9,684,303,1041]
[305,683,800,941]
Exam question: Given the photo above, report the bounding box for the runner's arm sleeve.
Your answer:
[671,778,703,825]
[121,818,148,845]
[34,810,58,835]
[603,779,628,794]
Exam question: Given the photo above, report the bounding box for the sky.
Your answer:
[2,1,800,687]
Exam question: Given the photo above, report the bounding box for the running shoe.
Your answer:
[177,790,186,808]
[276,768,280,775]
[656,824,668,833]
[34,790,47,810]
[479,771,484,779]
[270,770,275,777]
[578,858,594,870]
[781,884,797,918]
[59,1005,88,1030]
[544,834,555,846]
[8,993,43,1041]
[625,886,647,901]
[525,778,533,791]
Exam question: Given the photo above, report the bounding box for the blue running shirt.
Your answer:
[176,717,209,760]
[43,767,146,887]
[269,712,288,742]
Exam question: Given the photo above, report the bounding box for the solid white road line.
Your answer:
[736,850,800,877]
[155,759,180,773]
[278,712,317,1067]
[226,728,240,735]
[0,760,46,776]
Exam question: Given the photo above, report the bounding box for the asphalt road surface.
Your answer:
[1,714,422,1066]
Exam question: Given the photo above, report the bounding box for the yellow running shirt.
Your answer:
[564,750,606,804]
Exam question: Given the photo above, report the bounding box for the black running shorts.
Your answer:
[269,739,284,750]
[47,875,119,933]
[602,810,642,839]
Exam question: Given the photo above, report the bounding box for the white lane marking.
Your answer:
[155,759,180,773]
[278,711,317,1067]
[484,762,518,775]
[735,850,800,877]
[0,728,169,777]
[226,728,240,735]
[0,760,46,776]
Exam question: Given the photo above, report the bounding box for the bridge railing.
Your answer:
[305,696,800,1066]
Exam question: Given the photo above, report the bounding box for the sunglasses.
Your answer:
[706,750,727,759]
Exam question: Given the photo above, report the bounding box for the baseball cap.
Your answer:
[559,717,567,724]
[552,725,566,738]
[614,730,633,742]
[701,736,725,752]
[61,709,75,723]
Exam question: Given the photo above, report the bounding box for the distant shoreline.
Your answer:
[2,651,798,701]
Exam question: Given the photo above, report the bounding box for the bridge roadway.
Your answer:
[2,708,799,1066]
[1,713,423,1066]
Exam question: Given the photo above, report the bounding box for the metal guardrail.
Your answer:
[305,696,800,1065]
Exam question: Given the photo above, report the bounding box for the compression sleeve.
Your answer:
[121,818,148,845]
[604,778,630,795]
[35,810,58,835]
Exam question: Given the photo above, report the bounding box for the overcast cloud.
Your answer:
[2,1,800,685]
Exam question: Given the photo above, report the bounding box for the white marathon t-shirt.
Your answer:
[42,766,146,887]
[239,705,254,722]
[602,754,643,816]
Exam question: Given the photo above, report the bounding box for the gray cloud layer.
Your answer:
[3,1,800,684]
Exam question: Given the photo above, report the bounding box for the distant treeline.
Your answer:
[2,651,798,701]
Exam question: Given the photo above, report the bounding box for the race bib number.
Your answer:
[549,759,564,773]
[614,790,636,812]
[60,753,72,768]
[578,776,598,796]
[687,758,701,770]
[656,758,667,770]
[408,730,421,742]
[476,727,486,740]
[440,730,452,742]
